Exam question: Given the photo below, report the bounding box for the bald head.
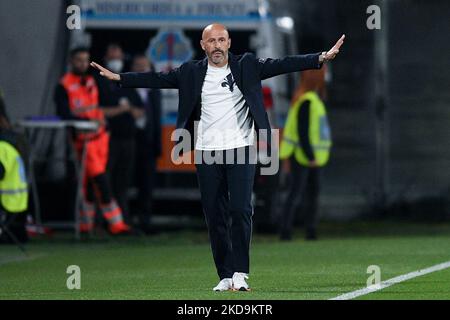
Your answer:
[200,23,231,67]
[202,23,229,40]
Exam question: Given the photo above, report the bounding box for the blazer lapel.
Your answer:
[193,57,208,103]
[228,52,242,91]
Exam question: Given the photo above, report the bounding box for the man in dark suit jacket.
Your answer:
[91,24,345,291]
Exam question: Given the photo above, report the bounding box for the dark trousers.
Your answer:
[108,137,135,223]
[0,210,28,244]
[135,132,157,223]
[195,146,256,280]
[280,157,321,238]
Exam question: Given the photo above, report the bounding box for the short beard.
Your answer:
[209,50,226,65]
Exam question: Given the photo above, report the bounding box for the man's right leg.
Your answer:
[196,152,233,281]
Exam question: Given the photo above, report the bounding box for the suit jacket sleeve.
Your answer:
[119,67,181,89]
[258,53,323,80]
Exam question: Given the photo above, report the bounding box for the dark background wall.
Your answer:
[0,0,68,120]
[270,0,450,218]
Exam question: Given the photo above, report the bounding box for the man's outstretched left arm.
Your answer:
[258,34,345,80]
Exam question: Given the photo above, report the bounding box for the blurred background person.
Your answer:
[122,54,161,233]
[0,89,29,245]
[279,66,332,241]
[54,47,130,235]
[97,43,143,223]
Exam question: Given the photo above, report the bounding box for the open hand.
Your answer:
[90,61,121,81]
[322,34,345,62]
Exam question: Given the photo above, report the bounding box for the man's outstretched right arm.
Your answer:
[90,62,180,89]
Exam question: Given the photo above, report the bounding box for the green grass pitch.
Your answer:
[1,222,450,300]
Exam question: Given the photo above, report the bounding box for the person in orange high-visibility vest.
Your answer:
[54,47,130,234]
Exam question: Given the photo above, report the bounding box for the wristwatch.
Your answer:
[320,51,327,62]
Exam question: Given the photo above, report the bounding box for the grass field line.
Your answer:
[329,260,450,300]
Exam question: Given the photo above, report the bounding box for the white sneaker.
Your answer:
[232,272,251,291]
[213,278,233,292]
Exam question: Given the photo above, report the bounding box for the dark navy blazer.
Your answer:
[119,52,323,151]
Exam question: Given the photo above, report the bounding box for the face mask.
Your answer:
[106,59,124,73]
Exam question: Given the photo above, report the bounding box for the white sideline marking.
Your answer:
[330,260,450,300]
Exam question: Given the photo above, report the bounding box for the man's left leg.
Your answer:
[226,146,256,291]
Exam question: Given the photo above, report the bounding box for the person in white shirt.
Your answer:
[196,62,255,150]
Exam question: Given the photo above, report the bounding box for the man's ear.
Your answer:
[228,38,231,49]
[200,40,205,51]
